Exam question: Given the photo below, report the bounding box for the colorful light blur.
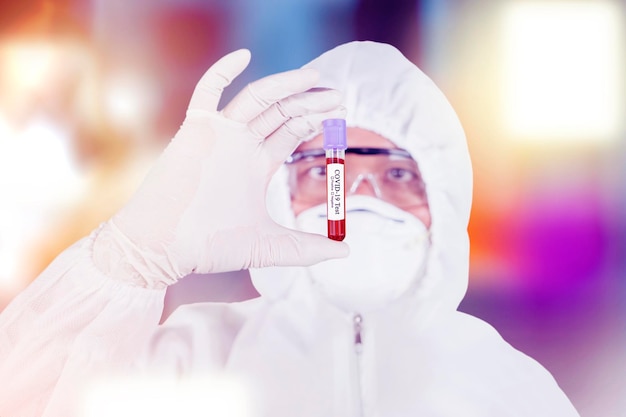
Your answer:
[0,38,88,293]
[499,1,624,143]
[0,1,624,416]
[0,3,162,298]
[422,2,625,415]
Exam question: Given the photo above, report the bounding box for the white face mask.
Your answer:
[295,195,431,313]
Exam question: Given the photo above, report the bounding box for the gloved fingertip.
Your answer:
[300,67,320,84]
[325,240,350,259]
[294,106,346,143]
[329,89,343,101]
[288,231,350,266]
[314,88,343,105]
[231,48,252,62]
[222,49,252,72]
[310,234,350,262]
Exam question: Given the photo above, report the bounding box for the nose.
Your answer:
[348,173,382,198]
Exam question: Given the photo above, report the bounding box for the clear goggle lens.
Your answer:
[286,147,428,211]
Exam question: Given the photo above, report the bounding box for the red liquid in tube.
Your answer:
[326,156,346,241]
[323,119,347,241]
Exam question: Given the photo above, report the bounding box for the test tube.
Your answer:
[323,119,347,241]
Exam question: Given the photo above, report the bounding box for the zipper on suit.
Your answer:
[353,313,365,416]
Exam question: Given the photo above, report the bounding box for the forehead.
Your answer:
[296,127,399,151]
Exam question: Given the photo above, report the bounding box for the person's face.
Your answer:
[287,127,431,227]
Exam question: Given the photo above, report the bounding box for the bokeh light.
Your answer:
[499,1,624,143]
[0,1,624,416]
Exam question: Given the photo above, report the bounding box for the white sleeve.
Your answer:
[0,230,166,417]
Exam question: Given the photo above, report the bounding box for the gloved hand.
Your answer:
[93,49,349,288]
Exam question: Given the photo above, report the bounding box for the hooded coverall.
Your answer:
[0,41,580,417]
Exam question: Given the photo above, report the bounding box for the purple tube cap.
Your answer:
[322,119,347,150]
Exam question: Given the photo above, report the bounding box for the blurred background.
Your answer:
[0,0,624,415]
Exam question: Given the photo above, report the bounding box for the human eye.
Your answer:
[303,164,326,181]
[386,166,419,183]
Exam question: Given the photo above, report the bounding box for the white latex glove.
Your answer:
[93,49,349,288]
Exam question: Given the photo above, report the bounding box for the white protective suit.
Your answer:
[0,41,579,417]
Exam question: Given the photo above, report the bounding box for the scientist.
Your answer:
[0,41,579,416]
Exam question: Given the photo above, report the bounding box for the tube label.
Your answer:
[327,163,345,221]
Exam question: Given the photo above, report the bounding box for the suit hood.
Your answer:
[250,41,472,317]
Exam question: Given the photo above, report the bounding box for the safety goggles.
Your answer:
[286,147,428,210]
